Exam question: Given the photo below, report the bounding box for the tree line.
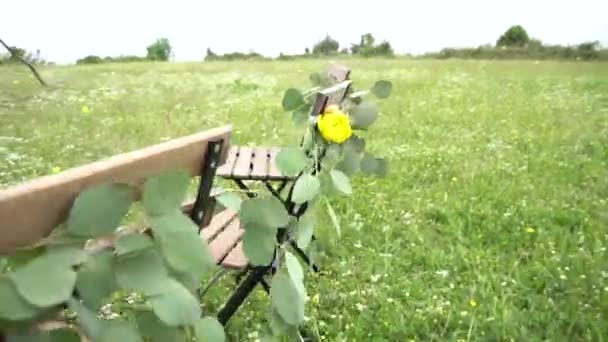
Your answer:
[2,26,606,65]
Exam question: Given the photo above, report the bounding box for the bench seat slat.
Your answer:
[231,147,253,178]
[222,241,247,269]
[250,147,269,179]
[201,209,237,241]
[205,215,244,266]
[216,146,239,177]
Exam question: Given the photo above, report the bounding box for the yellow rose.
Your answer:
[317,106,352,144]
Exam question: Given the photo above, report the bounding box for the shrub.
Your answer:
[146,38,172,61]
[497,25,530,47]
[312,35,339,55]
[76,55,103,65]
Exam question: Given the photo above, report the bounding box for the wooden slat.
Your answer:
[206,217,244,263]
[311,80,352,116]
[249,147,269,179]
[231,146,253,178]
[216,146,239,177]
[221,241,247,269]
[328,63,350,82]
[268,147,283,179]
[0,125,232,253]
[201,209,237,241]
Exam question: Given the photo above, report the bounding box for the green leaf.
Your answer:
[242,224,276,266]
[49,328,81,342]
[361,154,389,177]
[270,269,305,325]
[45,243,86,266]
[350,101,378,130]
[75,249,117,308]
[292,174,320,204]
[135,310,186,342]
[115,249,169,295]
[292,107,309,126]
[309,73,321,86]
[330,169,352,195]
[194,317,225,342]
[0,277,41,321]
[239,197,289,228]
[301,127,315,151]
[100,321,143,342]
[142,169,190,216]
[215,192,243,212]
[296,214,314,249]
[275,147,308,177]
[371,80,392,99]
[150,211,215,277]
[68,298,105,340]
[66,183,132,238]
[6,331,51,342]
[115,233,154,256]
[284,251,304,296]
[269,308,296,337]
[324,199,341,237]
[282,88,304,111]
[344,135,366,153]
[9,255,76,307]
[150,279,201,327]
[336,149,361,177]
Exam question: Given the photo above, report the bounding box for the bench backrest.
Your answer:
[0,125,232,253]
[310,64,352,116]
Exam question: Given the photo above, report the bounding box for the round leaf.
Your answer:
[371,80,392,99]
[194,317,226,342]
[216,192,243,212]
[275,147,308,177]
[75,250,117,308]
[292,108,309,126]
[100,322,143,342]
[330,169,352,195]
[115,249,169,295]
[66,183,132,238]
[242,224,276,266]
[336,149,361,176]
[324,199,341,237]
[0,277,41,321]
[135,310,186,342]
[142,169,190,216]
[9,255,76,307]
[150,211,215,277]
[296,214,314,249]
[282,88,304,111]
[361,154,389,177]
[270,269,305,325]
[239,197,289,228]
[116,234,154,256]
[292,174,320,204]
[284,251,304,296]
[150,279,201,327]
[68,298,105,340]
[350,101,378,130]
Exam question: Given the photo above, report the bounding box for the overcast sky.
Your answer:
[2,0,607,64]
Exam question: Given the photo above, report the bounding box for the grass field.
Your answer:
[1,59,607,341]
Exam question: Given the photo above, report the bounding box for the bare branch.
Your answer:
[0,37,47,86]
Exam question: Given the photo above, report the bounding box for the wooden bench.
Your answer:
[0,126,249,272]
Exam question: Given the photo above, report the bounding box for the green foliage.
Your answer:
[312,35,340,55]
[76,55,103,65]
[66,183,132,238]
[350,33,395,57]
[281,88,305,111]
[292,174,320,204]
[146,38,172,61]
[275,147,308,176]
[497,25,530,47]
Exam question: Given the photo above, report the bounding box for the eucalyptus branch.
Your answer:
[0,37,47,86]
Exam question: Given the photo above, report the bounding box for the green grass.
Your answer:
[2,59,608,341]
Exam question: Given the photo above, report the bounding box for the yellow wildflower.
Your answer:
[13,80,20,85]
[312,293,320,305]
[526,227,535,233]
[469,299,477,307]
[317,105,352,144]
[451,177,458,182]
[81,106,90,113]
[52,166,61,173]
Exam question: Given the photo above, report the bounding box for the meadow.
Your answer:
[1,59,607,341]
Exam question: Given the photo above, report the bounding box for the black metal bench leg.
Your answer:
[217,265,272,326]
